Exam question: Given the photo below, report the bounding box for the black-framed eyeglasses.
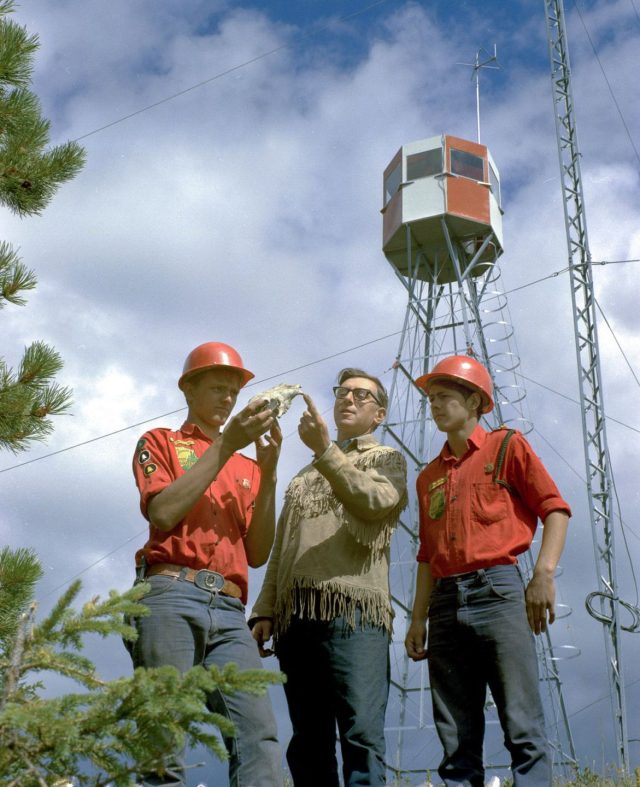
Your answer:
[333,386,381,405]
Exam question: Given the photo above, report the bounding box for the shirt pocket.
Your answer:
[471,482,509,526]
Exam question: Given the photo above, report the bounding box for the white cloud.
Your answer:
[1,0,639,782]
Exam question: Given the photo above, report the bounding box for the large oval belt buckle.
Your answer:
[195,570,225,592]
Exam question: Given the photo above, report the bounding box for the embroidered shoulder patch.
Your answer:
[428,477,446,491]
[174,443,199,470]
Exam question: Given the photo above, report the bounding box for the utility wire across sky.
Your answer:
[73,0,393,143]
[3,259,639,476]
[66,0,638,188]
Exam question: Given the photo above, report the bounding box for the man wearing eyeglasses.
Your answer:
[250,368,408,787]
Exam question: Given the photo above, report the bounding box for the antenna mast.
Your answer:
[458,46,501,143]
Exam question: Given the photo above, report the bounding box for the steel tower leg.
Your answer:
[543,0,630,771]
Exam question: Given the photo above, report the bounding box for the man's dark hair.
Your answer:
[337,368,388,410]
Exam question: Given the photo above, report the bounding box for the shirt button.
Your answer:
[451,495,457,501]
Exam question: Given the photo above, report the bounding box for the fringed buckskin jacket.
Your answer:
[249,435,408,640]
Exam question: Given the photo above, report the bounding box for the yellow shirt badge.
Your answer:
[428,488,446,519]
[427,477,446,519]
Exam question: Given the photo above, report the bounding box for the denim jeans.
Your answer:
[275,610,390,787]
[427,564,550,787]
[130,575,282,787]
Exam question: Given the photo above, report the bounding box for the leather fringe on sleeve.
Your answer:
[283,446,407,560]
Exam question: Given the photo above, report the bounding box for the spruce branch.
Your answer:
[0,550,284,784]
[30,580,81,642]
[0,603,35,710]
[1,636,283,783]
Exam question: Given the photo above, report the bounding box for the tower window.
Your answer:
[384,162,402,205]
[489,163,501,206]
[450,148,484,181]
[406,148,442,181]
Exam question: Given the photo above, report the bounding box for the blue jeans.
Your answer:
[130,575,282,787]
[275,610,390,787]
[427,564,550,787]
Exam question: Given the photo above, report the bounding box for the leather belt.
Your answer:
[440,565,513,583]
[449,570,483,580]
[437,569,486,585]
[145,563,243,599]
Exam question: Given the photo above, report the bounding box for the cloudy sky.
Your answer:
[2,0,639,783]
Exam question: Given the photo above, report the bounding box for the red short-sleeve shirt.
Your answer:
[132,421,261,602]
[416,425,571,578]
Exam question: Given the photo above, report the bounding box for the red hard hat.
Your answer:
[415,355,494,413]
[178,342,254,390]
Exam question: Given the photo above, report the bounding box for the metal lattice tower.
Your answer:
[380,135,576,783]
[544,0,633,771]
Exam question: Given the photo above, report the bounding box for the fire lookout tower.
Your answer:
[380,133,576,782]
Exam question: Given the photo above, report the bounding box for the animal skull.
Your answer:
[249,383,303,418]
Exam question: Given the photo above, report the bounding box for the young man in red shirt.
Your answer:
[405,355,571,786]
[130,341,283,787]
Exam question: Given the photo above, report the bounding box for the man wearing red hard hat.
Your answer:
[128,342,283,787]
[405,354,571,786]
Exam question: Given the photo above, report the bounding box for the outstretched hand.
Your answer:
[298,394,331,456]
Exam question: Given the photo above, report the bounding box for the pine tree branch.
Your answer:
[0,241,36,307]
[0,12,38,89]
[0,342,73,452]
[6,755,49,787]
[0,112,86,215]
[0,546,42,649]
[1,2,84,455]
[18,340,64,384]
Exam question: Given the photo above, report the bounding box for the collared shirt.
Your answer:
[416,425,571,578]
[132,421,261,602]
